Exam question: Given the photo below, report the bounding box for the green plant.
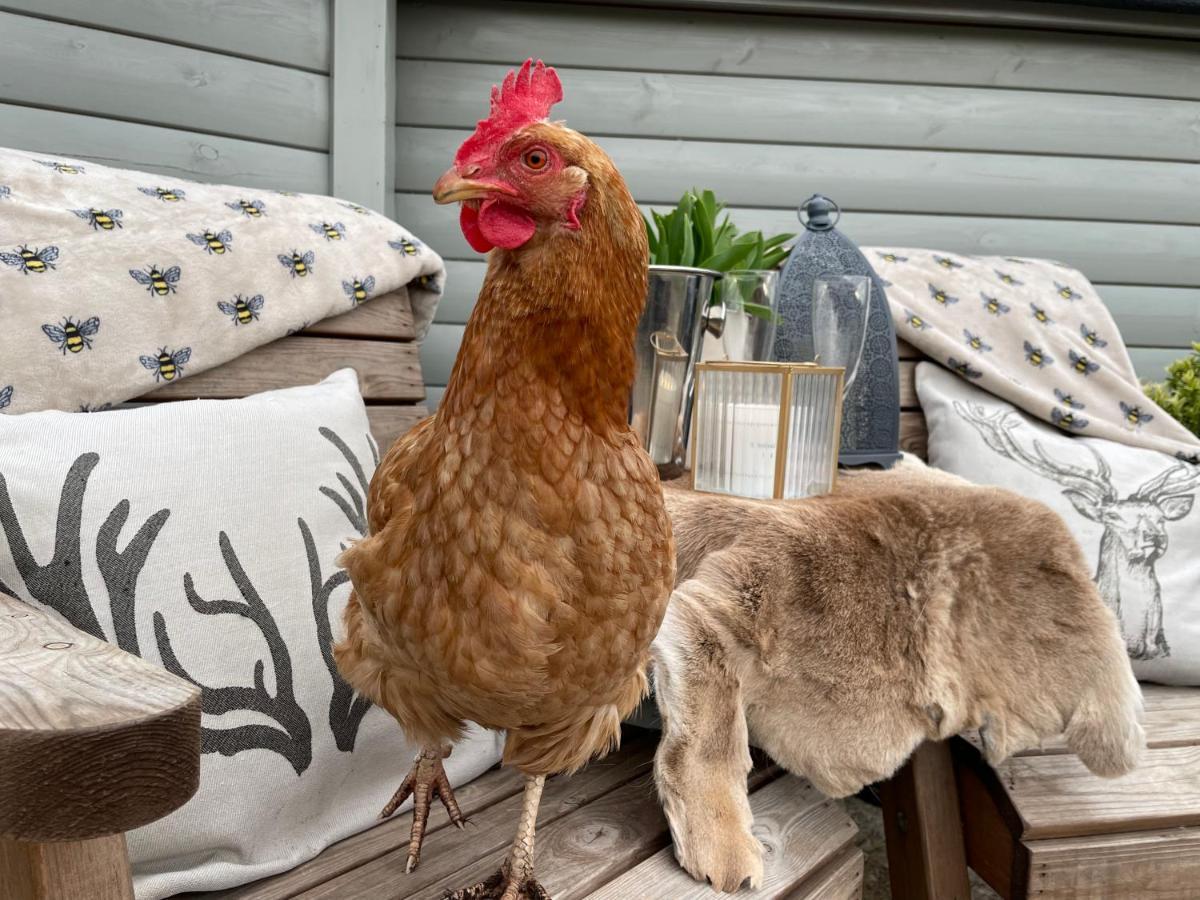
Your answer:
[1143,342,1200,438]
[644,189,793,273]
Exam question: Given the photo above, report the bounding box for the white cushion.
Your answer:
[0,370,503,898]
[918,361,1200,686]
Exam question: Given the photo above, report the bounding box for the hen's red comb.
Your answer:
[454,59,563,166]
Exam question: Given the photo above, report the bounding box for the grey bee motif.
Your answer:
[995,270,1023,287]
[416,273,442,294]
[1055,281,1082,301]
[1120,402,1154,430]
[1030,303,1052,325]
[1050,408,1088,431]
[904,309,931,331]
[928,284,958,306]
[980,293,1010,316]
[227,198,267,218]
[130,265,181,296]
[43,316,100,354]
[279,250,315,278]
[1054,388,1085,410]
[342,276,375,306]
[1080,324,1108,348]
[1069,349,1100,376]
[139,186,186,202]
[72,208,123,231]
[389,237,422,256]
[933,254,963,270]
[876,251,908,263]
[963,329,992,353]
[1024,341,1053,369]
[948,357,983,379]
[217,294,265,325]
[0,385,12,409]
[0,185,11,200]
[187,229,233,255]
[37,160,85,175]
[140,346,192,382]
[0,245,59,274]
[311,222,347,241]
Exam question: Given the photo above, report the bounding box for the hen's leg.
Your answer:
[446,775,549,900]
[382,745,464,873]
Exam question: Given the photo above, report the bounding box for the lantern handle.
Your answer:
[798,195,841,232]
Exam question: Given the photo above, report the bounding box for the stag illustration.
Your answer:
[957,402,1199,661]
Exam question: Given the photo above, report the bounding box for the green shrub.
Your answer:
[644,189,793,273]
[1143,342,1200,438]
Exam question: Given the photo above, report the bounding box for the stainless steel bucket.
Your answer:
[629,265,724,478]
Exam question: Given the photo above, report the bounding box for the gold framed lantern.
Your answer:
[690,361,844,500]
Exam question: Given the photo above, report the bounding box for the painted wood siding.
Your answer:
[0,1,332,194]
[399,0,1200,407]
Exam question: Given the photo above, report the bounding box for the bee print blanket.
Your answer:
[0,146,445,414]
[868,248,1200,462]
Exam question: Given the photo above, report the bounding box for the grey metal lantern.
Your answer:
[772,195,901,468]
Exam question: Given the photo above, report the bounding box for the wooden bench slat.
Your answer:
[794,847,866,900]
[293,731,658,900]
[1024,826,1200,900]
[199,763,526,900]
[302,291,415,341]
[1000,744,1200,839]
[0,593,200,842]
[366,404,428,451]
[147,337,424,403]
[583,776,858,899]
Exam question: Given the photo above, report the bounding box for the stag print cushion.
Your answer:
[918,362,1200,685]
[0,371,503,899]
[867,247,1200,462]
[0,144,444,416]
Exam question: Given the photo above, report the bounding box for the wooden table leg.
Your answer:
[1,833,134,900]
[879,741,971,900]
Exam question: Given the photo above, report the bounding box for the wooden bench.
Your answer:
[884,339,1200,900]
[0,288,863,900]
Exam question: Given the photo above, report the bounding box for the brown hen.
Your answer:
[333,60,674,900]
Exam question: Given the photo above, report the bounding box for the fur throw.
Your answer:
[651,457,1143,891]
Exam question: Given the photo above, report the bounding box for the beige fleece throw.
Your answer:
[866,247,1200,463]
[0,146,444,414]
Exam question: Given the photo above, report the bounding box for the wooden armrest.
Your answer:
[0,592,202,842]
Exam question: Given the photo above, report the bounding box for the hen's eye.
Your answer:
[522,148,549,171]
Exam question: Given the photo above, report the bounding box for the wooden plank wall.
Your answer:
[397,0,1200,409]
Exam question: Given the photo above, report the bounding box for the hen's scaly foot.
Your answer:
[381,745,464,873]
[442,865,550,900]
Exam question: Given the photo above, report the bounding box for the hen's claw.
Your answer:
[381,745,464,873]
[443,867,550,900]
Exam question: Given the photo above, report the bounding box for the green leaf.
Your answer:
[742,301,781,323]
[644,215,658,258]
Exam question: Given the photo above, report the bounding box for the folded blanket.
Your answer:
[866,247,1199,462]
[0,146,444,414]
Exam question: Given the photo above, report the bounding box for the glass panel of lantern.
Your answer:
[690,361,844,500]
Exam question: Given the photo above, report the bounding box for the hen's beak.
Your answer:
[432,168,515,204]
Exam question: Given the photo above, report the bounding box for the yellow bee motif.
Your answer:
[140,347,192,382]
[130,265,182,296]
[227,199,266,218]
[389,237,421,256]
[904,309,931,331]
[995,270,1023,287]
[1120,401,1153,429]
[948,357,983,379]
[342,276,375,305]
[417,273,441,294]
[139,186,186,202]
[927,283,958,305]
[1055,281,1081,301]
[1054,388,1085,410]
[1051,408,1088,431]
[42,316,100,354]
[876,251,908,263]
[37,160,85,175]
[934,254,963,270]
[980,293,1010,316]
[1030,303,1052,325]
[187,228,233,255]
[1069,349,1099,376]
[279,250,315,277]
[1080,323,1108,348]
[340,201,370,215]
[964,329,992,352]
[72,207,123,231]
[217,294,265,325]
[1024,341,1053,368]
[0,244,59,274]
[311,221,347,241]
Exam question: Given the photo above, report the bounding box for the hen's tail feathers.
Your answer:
[1063,639,1145,778]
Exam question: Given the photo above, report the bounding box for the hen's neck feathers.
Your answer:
[440,156,647,434]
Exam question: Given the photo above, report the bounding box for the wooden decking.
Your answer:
[198,726,863,900]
